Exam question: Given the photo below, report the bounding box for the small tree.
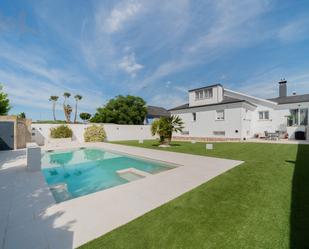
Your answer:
[73,94,82,123]
[0,85,11,115]
[49,95,59,121]
[151,115,184,145]
[80,112,92,123]
[91,95,147,124]
[18,112,26,119]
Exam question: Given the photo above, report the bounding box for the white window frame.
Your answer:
[258,111,270,120]
[195,90,204,100]
[216,110,225,120]
[204,88,213,99]
[289,108,308,126]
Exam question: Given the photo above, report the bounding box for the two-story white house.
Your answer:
[169,80,309,141]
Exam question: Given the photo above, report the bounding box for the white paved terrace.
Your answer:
[0,143,243,249]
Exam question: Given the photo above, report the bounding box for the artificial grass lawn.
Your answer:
[79,141,309,249]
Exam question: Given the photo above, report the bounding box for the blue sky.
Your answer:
[1,0,309,120]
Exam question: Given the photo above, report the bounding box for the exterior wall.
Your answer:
[31,123,155,145]
[189,85,223,107]
[0,115,32,149]
[171,102,244,140]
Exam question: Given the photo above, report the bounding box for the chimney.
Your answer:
[279,79,287,98]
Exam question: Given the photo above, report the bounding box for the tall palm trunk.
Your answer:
[52,101,56,121]
[74,100,78,123]
[63,98,69,123]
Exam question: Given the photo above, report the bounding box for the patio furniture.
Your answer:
[264,131,280,140]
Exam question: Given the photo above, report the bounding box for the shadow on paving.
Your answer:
[290,144,309,249]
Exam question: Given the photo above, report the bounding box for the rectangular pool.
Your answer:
[41,148,175,203]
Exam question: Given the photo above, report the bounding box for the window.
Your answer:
[195,90,203,100]
[195,88,213,100]
[213,131,225,136]
[259,111,269,120]
[204,88,213,99]
[216,110,224,120]
[300,108,308,125]
[181,131,189,135]
[192,112,196,121]
[289,109,299,126]
[289,108,308,126]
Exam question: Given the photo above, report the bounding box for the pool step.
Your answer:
[117,168,151,182]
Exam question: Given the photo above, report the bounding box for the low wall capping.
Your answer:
[172,136,241,142]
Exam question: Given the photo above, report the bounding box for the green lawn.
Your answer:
[79,140,309,249]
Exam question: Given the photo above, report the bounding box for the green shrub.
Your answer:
[50,125,73,138]
[84,125,106,142]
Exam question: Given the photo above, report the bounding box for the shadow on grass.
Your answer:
[290,144,309,248]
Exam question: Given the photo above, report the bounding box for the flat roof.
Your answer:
[188,84,223,92]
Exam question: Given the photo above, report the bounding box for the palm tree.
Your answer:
[63,92,71,123]
[49,95,59,121]
[151,115,184,145]
[64,105,73,123]
[73,94,82,123]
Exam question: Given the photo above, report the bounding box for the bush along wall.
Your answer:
[84,125,106,142]
[50,125,73,138]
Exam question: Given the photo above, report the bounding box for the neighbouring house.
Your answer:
[145,105,170,124]
[169,80,309,141]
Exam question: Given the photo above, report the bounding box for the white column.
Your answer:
[26,143,41,171]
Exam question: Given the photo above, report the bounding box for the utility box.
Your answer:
[206,144,213,150]
[27,143,41,171]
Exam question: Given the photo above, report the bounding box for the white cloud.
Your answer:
[187,0,271,52]
[102,1,142,33]
[119,53,143,77]
[236,69,309,99]
[150,94,186,109]
[277,18,309,43]
[0,41,106,115]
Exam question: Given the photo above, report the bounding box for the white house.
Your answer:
[169,80,309,141]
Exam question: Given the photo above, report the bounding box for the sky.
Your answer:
[1,0,309,121]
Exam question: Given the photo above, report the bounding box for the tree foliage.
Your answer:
[80,112,92,122]
[18,112,26,119]
[91,95,147,124]
[151,115,184,144]
[0,85,11,115]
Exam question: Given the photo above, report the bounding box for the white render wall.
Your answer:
[171,103,244,139]
[31,123,155,145]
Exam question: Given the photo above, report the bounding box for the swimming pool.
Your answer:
[41,148,175,203]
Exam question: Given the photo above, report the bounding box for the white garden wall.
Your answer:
[31,123,155,145]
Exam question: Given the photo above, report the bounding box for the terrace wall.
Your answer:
[31,123,154,145]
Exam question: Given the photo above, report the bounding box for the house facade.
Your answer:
[169,80,309,141]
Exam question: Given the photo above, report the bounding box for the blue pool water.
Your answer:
[41,148,174,203]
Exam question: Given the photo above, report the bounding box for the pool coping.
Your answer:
[0,142,243,249]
